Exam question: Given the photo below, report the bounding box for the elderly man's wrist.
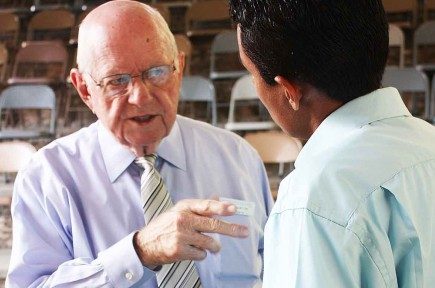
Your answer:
[133,231,161,271]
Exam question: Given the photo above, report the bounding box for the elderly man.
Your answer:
[7,1,273,287]
[230,0,435,287]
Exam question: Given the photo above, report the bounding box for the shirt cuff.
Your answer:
[97,231,155,287]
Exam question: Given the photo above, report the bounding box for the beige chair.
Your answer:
[244,131,302,199]
[174,34,192,75]
[27,9,76,44]
[185,0,231,37]
[388,24,405,67]
[0,141,36,273]
[382,0,418,28]
[0,12,20,50]
[0,140,36,203]
[225,74,277,132]
[7,41,69,85]
[0,44,7,84]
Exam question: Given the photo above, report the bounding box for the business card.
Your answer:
[220,197,255,216]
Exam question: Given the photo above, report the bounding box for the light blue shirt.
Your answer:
[264,88,435,287]
[7,115,273,288]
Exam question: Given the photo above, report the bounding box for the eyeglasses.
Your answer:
[86,63,176,97]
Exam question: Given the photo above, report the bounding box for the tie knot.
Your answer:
[135,154,157,169]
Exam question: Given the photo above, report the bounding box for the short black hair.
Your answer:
[230,0,389,103]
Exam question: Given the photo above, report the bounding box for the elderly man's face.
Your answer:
[83,27,182,153]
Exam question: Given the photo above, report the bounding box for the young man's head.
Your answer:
[230,0,389,103]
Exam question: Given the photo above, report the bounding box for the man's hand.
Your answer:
[133,199,248,267]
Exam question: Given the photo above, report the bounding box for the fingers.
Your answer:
[173,199,249,238]
[174,199,237,217]
[191,215,249,238]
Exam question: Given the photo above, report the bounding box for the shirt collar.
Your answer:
[295,87,411,168]
[98,118,186,183]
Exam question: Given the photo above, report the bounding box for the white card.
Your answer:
[220,197,255,216]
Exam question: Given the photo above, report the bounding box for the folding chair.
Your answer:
[382,67,430,119]
[0,141,36,270]
[31,0,78,11]
[382,0,418,28]
[425,0,435,21]
[209,30,247,80]
[413,21,435,66]
[0,44,7,84]
[0,85,57,141]
[225,75,276,132]
[175,34,192,75]
[185,0,231,37]
[244,131,302,199]
[0,12,20,51]
[7,41,69,86]
[388,24,405,67]
[179,76,217,126]
[0,0,31,13]
[27,9,76,45]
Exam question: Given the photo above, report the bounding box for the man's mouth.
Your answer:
[131,115,155,123]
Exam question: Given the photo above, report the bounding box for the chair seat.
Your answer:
[0,129,48,140]
[210,70,248,80]
[0,248,11,278]
[7,77,61,85]
[225,121,277,131]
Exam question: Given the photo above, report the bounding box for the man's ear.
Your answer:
[176,52,185,78]
[274,76,302,111]
[70,68,94,111]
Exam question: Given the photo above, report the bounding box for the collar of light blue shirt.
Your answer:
[295,87,411,169]
[98,117,187,182]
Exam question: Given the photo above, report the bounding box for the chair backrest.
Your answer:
[244,131,302,164]
[382,0,417,28]
[413,21,435,65]
[382,67,430,118]
[179,75,217,126]
[0,43,7,83]
[27,9,76,44]
[388,24,405,67]
[32,0,78,10]
[425,0,435,21]
[186,0,231,37]
[0,12,20,50]
[226,74,276,131]
[228,74,260,123]
[0,85,57,134]
[8,41,68,84]
[0,141,36,173]
[209,30,247,80]
[151,3,171,26]
[175,34,192,75]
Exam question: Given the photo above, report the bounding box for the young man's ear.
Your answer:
[70,68,94,111]
[274,76,302,111]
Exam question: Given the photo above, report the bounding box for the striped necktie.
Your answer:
[136,154,202,288]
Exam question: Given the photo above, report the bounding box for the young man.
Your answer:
[230,0,435,287]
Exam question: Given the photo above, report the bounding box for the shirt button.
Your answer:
[125,272,133,281]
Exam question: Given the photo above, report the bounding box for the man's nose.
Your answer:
[128,77,153,106]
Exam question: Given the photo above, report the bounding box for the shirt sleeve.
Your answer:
[263,208,387,288]
[6,168,154,288]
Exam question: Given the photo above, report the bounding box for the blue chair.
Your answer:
[0,85,57,140]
